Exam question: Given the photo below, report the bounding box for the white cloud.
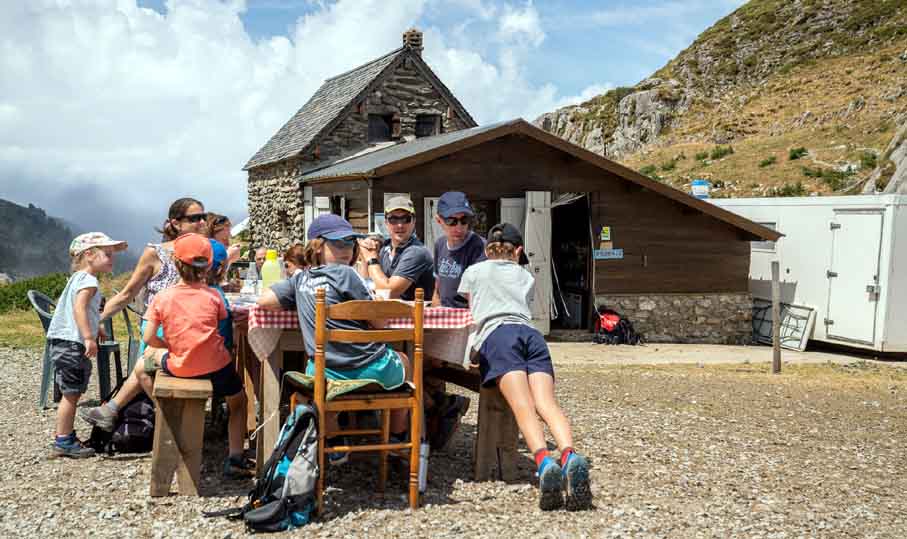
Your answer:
[0,0,605,250]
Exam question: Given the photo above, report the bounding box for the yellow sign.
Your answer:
[600,226,611,241]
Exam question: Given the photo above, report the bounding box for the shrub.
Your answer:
[860,150,878,170]
[801,166,854,191]
[759,156,778,168]
[789,147,808,160]
[0,273,70,315]
[710,145,734,160]
[695,151,709,161]
[639,164,657,176]
[769,182,808,197]
[660,160,676,171]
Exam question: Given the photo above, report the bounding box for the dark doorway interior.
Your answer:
[551,196,591,330]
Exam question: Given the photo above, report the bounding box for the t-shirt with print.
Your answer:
[146,283,231,377]
[270,264,387,371]
[457,259,535,353]
[379,234,435,301]
[47,271,101,343]
[433,232,486,308]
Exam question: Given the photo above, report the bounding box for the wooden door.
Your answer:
[524,191,552,335]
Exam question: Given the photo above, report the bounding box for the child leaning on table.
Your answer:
[257,214,412,465]
[82,233,252,479]
[457,223,593,511]
[47,232,127,458]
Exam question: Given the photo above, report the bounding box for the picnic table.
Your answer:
[230,299,520,482]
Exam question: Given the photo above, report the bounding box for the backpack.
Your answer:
[87,384,155,455]
[205,397,320,533]
[593,306,644,346]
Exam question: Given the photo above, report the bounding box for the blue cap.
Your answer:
[437,191,474,218]
[209,239,228,272]
[307,213,364,241]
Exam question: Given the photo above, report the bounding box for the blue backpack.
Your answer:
[206,398,319,532]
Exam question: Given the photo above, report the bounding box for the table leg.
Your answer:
[474,386,519,481]
[256,346,282,477]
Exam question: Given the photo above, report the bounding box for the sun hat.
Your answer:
[306,214,365,241]
[69,232,128,257]
[384,195,415,214]
[209,239,228,272]
[486,223,530,265]
[437,191,475,218]
[173,233,213,268]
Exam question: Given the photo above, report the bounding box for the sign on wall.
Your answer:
[593,248,624,260]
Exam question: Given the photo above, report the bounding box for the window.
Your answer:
[368,115,393,142]
[415,114,440,138]
[752,222,777,251]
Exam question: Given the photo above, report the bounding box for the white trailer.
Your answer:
[713,195,907,353]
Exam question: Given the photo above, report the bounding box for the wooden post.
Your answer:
[771,260,781,374]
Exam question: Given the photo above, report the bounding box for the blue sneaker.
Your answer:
[537,456,564,511]
[561,452,592,511]
[327,437,349,466]
[51,433,95,459]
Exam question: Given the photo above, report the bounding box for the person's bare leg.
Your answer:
[390,351,411,433]
[497,370,547,452]
[56,393,79,436]
[111,348,162,407]
[225,392,247,456]
[528,372,573,451]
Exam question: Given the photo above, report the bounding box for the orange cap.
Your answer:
[173,233,213,268]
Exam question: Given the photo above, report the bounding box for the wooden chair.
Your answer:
[311,287,424,513]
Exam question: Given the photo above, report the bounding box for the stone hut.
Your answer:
[244,28,476,249]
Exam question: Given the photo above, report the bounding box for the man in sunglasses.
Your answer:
[359,195,435,301]
[432,191,486,308]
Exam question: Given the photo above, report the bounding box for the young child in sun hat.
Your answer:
[457,223,592,511]
[47,232,127,458]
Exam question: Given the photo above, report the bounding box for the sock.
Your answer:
[55,432,75,444]
[534,449,549,468]
[105,401,120,414]
[560,447,575,467]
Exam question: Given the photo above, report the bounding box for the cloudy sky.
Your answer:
[0,0,744,253]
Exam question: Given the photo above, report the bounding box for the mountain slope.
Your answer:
[0,199,74,279]
[535,0,907,197]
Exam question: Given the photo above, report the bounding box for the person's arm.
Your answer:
[257,289,283,309]
[100,246,158,319]
[431,276,441,306]
[143,317,166,349]
[73,287,98,358]
[258,275,298,310]
[367,266,413,299]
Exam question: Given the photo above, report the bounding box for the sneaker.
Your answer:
[430,395,470,451]
[80,405,117,432]
[327,437,349,467]
[562,452,592,511]
[51,435,95,459]
[537,456,564,511]
[223,455,255,480]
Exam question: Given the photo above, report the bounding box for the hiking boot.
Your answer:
[80,405,117,432]
[51,435,95,459]
[562,452,592,511]
[223,455,255,480]
[430,395,470,451]
[537,456,564,511]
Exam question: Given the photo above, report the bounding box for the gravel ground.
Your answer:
[3,344,907,538]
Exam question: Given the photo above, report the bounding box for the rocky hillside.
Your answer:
[0,199,74,279]
[535,0,907,198]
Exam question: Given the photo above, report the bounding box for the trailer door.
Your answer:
[826,211,883,345]
[525,191,552,335]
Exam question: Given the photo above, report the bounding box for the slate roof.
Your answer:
[244,47,476,170]
[299,118,781,242]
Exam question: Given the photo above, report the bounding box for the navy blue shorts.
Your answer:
[477,324,554,387]
[161,354,243,398]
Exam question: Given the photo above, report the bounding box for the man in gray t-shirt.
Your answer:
[270,264,386,370]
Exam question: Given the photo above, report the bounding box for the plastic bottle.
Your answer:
[242,261,259,295]
[260,249,281,291]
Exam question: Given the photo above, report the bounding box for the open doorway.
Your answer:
[551,194,592,330]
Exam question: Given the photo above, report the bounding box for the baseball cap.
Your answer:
[486,223,530,265]
[69,232,128,257]
[437,191,475,218]
[173,233,213,268]
[307,213,365,241]
[384,195,415,214]
[209,239,228,272]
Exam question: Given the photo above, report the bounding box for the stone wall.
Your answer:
[595,292,753,344]
[248,55,472,249]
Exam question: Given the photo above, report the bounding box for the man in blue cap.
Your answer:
[432,191,486,308]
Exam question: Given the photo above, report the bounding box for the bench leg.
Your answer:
[474,386,519,481]
[151,398,206,496]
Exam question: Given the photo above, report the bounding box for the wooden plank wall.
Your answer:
[337,134,751,295]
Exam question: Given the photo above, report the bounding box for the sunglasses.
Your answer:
[325,237,356,248]
[443,216,472,226]
[181,212,208,223]
[213,215,229,226]
[386,214,413,225]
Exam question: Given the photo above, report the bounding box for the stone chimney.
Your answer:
[402,28,423,56]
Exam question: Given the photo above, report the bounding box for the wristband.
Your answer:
[368,258,380,266]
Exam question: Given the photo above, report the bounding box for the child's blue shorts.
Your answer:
[305,346,405,390]
[478,324,555,387]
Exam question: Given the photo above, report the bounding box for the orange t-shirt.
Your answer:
[147,283,231,377]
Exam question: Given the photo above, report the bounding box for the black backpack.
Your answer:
[592,305,644,346]
[87,383,155,455]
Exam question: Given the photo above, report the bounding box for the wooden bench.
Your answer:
[433,365,520,481]
[150,372,213,496]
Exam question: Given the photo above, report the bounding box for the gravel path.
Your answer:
[2,344,907,538]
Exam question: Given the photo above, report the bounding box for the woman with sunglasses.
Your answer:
[258,214,413,459]
[99,197,208,354]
